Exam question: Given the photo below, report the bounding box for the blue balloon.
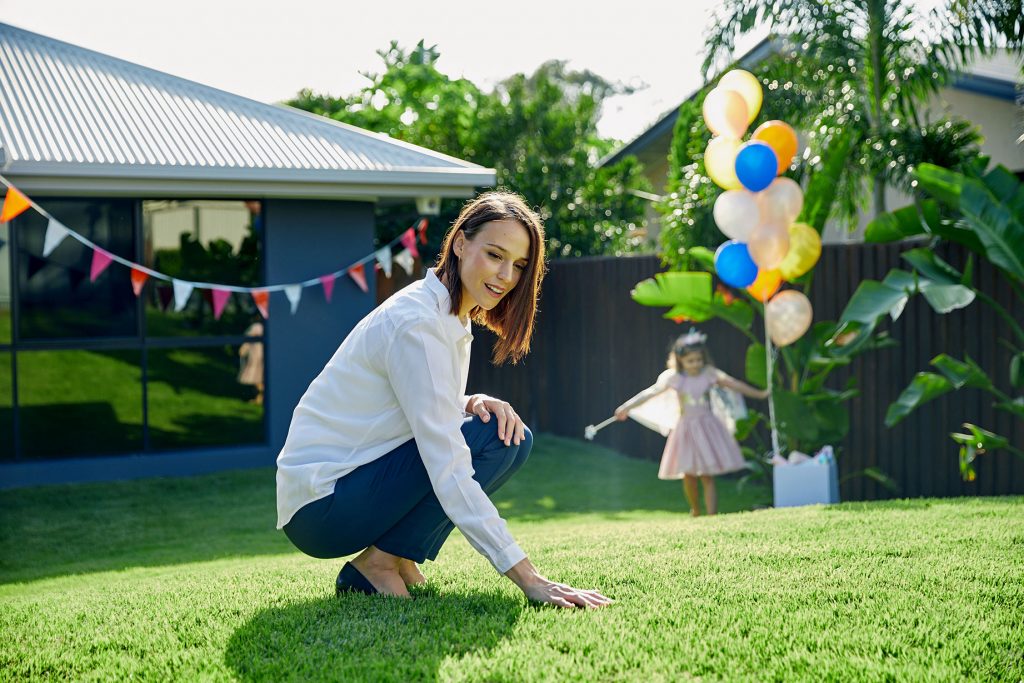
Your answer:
[735,141,779,193]
[714,240,758,288]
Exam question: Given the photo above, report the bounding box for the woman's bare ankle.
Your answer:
[398,559,427,586]
[351,547,410,597]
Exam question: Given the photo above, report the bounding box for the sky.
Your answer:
[0,0,768,144]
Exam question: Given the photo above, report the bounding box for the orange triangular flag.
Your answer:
[130,268,149,297]
[417,218,429,245]
[251,290,270,319]
[347,263,368,293]
[0,187,31,222]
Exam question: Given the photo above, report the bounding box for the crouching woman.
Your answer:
[276,191,611,609]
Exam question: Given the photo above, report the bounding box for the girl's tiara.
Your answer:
[678,328,707,347]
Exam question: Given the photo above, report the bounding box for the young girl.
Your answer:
[615,329,768,516]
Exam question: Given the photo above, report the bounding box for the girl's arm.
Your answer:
[716,371,769,400]
[615,373,673,420]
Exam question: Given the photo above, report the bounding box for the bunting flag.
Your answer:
[90,248,114,282]
[43,218,71,257]
[172,279,194,312]
[156,286,173,311]
[0,173,437,319]
[0,186,31,222]
[212,289,231,320]
[252,290,270,319]
[27,255,46,280]
[130,268,149,296]
[319,274,336,303]
[400,227,419,259]
[283,285,301,314]
[347,263,368,293]
[394,248,415,276]
[375,247,393,278]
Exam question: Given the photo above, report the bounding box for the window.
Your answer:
[2,198,265,462]
[16,200,136,340]
[142,200,262,337]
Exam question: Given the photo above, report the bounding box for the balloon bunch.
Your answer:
[703,69,822,347]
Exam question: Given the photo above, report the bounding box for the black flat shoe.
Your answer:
[336,562,378,596]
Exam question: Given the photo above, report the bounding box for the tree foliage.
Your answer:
[286,41,652,259]
[657,0,1020,268]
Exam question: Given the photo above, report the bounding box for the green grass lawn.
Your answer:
[1,436,1022,682]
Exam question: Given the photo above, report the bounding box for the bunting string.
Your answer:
[0,173,429,318]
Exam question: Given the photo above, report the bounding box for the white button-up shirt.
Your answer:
[276,268,526,573]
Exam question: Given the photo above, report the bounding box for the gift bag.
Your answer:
[773,447,840,508]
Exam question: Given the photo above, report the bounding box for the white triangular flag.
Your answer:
[284,285,302,314]
[172,279,194,312]
[375,247,393,278]
[43,218,71,257]
[394,248,415,276]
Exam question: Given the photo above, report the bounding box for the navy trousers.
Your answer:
[283,415,532,563]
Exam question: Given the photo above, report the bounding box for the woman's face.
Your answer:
[453,219,531,320]
[681,351,705,375]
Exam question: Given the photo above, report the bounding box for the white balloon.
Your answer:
[713,190,760,240]
[757,177,804,227]
[766,290,814,346]
[747,222,790,270]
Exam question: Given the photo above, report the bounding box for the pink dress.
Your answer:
[658,368,747,479]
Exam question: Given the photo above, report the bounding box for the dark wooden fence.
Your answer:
[466,244,1024,501]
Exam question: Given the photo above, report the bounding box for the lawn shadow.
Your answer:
[224,587,523,682]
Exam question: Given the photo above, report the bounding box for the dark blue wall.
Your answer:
[264,199,376,454]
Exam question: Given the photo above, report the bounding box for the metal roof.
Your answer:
[0,23,494,199]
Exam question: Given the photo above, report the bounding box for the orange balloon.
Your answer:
[752,121,799,175]
[746,268,782,302]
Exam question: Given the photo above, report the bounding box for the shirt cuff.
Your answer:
[491,541,527,574]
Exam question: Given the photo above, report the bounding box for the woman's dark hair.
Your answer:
[435,191,547,365]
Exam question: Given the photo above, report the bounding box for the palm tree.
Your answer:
[703,0,1022,225]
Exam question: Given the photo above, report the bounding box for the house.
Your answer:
[0,23,494,487]
[601,39,1023,244]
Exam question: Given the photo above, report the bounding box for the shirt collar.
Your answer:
[424,268,473,343]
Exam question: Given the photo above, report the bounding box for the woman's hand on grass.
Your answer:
[505,558,613,609]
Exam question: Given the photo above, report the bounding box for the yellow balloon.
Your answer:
[719,70,763,124]
[705,136,743,190]
[702,87,749,138]
[778,222,822,281]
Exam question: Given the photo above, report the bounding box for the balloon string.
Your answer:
[764,311,781,460]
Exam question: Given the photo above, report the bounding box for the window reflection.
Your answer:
[147,344,263,450]
[16,201,136,340]
[0,352,11,460]
[142,200,262,337]
[1,222,10,344]
[18,349,143,459]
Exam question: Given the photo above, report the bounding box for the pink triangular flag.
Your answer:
[252,290,269,319]
[90,248,114,282]
[130,268,149,296]
[319,274,336,303]
[212,289,231,320]
[400,227,419,259]
[347,263,368,293]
